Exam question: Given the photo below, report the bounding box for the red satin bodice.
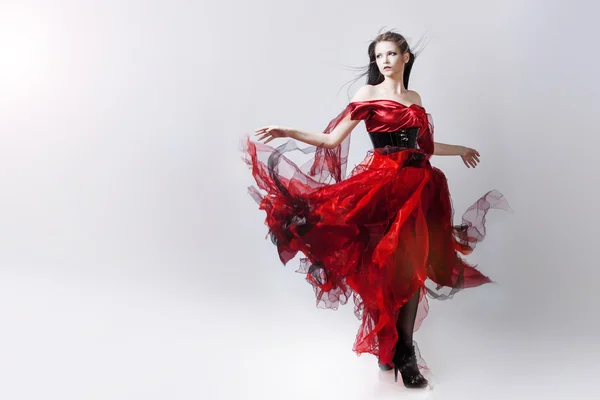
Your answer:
[311,100,435,183]
[349,100,426,131]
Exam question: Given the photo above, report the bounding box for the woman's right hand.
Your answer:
[255,125,292,144]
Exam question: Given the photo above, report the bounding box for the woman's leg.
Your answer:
[377,288,421,371]
[393,287,428,388]
[396,287,421,348]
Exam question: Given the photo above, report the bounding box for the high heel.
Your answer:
[392,344,428,389]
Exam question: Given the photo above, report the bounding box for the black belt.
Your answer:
[367,127,419,149]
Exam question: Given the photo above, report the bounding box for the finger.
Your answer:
[463,158,469,168]
[256,127,273,134]
[264,136,275,145]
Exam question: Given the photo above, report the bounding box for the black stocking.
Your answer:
[396,287,420,349]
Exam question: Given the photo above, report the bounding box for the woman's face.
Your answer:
[374,41,409,79]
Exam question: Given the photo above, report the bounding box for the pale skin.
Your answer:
[256,40,481,169]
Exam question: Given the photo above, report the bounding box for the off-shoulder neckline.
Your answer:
[349,99,425,110]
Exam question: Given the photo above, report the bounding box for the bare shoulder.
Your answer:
[406,90,423,106]
[351,85,376,102]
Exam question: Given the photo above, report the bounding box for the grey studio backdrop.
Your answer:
[0,0,598,399]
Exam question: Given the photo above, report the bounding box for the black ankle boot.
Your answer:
[392,344,428,389]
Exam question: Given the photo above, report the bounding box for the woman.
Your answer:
[242,30,510,389]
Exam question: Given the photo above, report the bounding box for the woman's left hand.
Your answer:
[460,146,480,168]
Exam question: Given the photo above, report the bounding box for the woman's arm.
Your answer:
[408,91,480,168]
[434,142,480,168]
[405,92,463,156]
[256,86,372,148]
[256,113,359,149]
[433,142,465,156]
[286,118,359,148]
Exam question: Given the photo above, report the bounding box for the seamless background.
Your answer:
[1,0,598,399]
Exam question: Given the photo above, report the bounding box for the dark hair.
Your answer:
[340,30,426,98]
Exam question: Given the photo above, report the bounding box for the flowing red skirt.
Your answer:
[242,136,510,367]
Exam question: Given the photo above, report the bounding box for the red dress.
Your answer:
[241,99,510,367]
